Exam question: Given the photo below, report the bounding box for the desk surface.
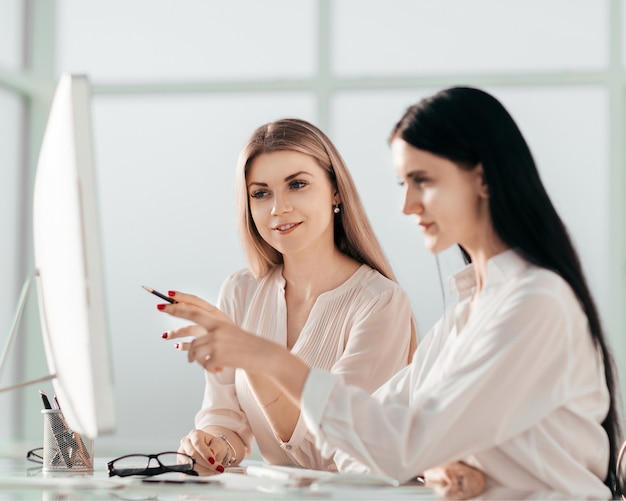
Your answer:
[0,457,580,500]
[0,457,436,501]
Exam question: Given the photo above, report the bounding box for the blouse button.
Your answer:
[285,444,292,450]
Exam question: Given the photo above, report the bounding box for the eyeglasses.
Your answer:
[107,452,198,478]
[26,447,44,464]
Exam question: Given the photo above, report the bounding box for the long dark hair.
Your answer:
[391,86,621,494]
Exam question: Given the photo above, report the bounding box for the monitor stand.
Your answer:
[0,271,56,394]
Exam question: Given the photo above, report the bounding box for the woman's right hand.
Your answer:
[178,429,232,476]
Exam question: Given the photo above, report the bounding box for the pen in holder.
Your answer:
[41,409,93,472]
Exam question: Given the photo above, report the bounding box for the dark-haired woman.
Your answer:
[161,88,621,498]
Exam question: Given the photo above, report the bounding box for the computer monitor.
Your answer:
[32,73,115,439]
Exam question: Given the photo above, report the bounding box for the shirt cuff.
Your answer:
[301,368,341,434]
[275,409,309,451]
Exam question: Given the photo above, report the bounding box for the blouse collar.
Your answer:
[274,263,369,297]
[449,249,529,300]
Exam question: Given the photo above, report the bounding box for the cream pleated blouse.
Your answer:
[194,264,414,470]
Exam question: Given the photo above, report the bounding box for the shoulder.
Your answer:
[217,267,282,320]
[222,266,284,288]
[487,251,583,316]
[220,268,258,291]
[484,259,588,345]
[218,267,274,303]
[350,265,412,307]
[511,263,582,314]
[353,264,402,291]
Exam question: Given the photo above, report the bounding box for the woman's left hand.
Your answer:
[422,461,486,500]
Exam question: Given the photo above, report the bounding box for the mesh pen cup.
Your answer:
[41,409,94,472]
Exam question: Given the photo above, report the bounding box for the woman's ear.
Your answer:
[475,164,489,199]
[333,190,342,205]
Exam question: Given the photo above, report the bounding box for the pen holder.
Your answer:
[42,409,94,472]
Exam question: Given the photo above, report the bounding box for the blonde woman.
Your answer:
[166,118,417,475]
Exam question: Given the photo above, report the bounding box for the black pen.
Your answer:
[39,390,52,410]
[142,285,178,304]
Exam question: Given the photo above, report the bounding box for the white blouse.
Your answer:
[301,250,611,498]
[194,264,414,470]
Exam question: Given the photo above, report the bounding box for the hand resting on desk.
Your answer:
[423,461,486,500]
[179,427,240,476]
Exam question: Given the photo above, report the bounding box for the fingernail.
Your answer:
[216,465,224,473]
[162,332,168,339]
[157,304,166,310]
[208,457,215,464]
[168,290,175,297]
[175,343,180,349]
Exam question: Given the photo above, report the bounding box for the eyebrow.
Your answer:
[405,169,429,178]
[248,171,313,188]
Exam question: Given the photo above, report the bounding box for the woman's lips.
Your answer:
[273,222,301,234]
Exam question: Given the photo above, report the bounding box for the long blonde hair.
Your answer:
[235,118,417,356]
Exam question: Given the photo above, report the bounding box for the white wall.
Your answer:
[0,87,23,451]
[0,0,22,71]
[0,0,23,451]
[0,0,621,457]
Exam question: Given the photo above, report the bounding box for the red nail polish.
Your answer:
[168,290,175,297]
[157,304,166,310]
[208,457,215,464]
[216,465,224,473]
[175,343,180,349]
[162,332,168,339]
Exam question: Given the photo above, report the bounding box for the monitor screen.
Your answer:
[32,74,115,439]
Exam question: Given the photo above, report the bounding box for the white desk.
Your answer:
[0,457,579,500]
[0,457,436,500]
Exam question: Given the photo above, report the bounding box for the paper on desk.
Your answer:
[246,464,400,487]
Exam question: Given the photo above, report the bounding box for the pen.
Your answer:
[40,400,71,467]
[141,285,177,304]
[39,390,52,410]
[41,390,68,467]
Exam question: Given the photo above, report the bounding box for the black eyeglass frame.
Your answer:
[107,451,198,478]
[26,447,44,464]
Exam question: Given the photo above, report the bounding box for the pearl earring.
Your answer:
[333,204,341,214]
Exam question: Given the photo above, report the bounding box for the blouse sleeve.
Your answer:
[280,285,415,468]
[300,281,596,483]
[194,271,254,452]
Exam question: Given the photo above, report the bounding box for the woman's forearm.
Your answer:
[246,372,301,441]
[264,347,310,408]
